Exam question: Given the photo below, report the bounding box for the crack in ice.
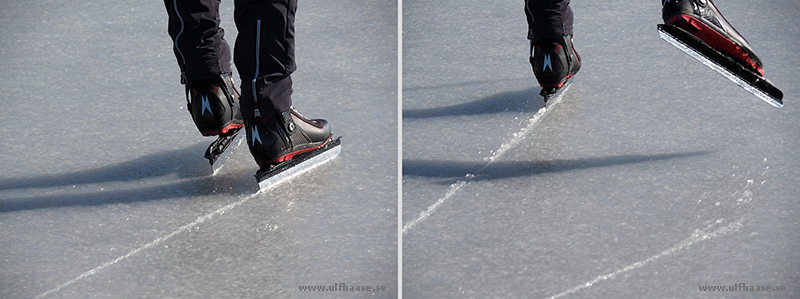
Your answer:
[547,217,744,299]
[547,162,768,298]
[403,85,569,234]
[34,193,259,298]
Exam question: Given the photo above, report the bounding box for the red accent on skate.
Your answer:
[540,73,575,89]
[667,14,763,76]
[200,122,244,136]
[535,43,562,54]
[257,135,332,167]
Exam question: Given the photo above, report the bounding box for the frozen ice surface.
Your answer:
[403,0,800,298]
[0,0,397,298]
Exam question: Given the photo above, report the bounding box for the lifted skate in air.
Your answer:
[659,0,783,107]
[658,24,783,108]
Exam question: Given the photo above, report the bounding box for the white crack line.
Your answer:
[35,193,258,298]
[546,217,744,299]
[403,86,568,234]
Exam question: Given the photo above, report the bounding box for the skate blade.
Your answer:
[255,136,342,192]
[208,132,244,175]
[542,80,571,107]
[658,24,783,108]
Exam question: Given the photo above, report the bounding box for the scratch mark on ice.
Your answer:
[403,85,569,234]
[35,193,259,298]
[547,217,744,299]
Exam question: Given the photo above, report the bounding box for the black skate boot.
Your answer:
[185,74,246,172]
[245,107,333,168]
[187,73,244,136]
[662,0,762,75]
[530,35,581,95]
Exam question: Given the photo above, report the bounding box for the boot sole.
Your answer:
[257,135,333,167]
[200,122,244,137]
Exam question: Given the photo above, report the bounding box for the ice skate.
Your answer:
[186,73,246,172]
[659,0,783,107]
[187,73,244,136]
[530,35,581,97]
[246,107,341,191]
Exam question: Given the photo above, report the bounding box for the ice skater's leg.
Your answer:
[525,0,580,90]
[233,0,333,167]
[165,0,242,136]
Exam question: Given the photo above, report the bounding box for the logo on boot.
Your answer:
[543,53,553,72]
[251,124,262,145]
[201,95,213,116]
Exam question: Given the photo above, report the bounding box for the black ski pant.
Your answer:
[524,0,574,42]
[164,0,296,118]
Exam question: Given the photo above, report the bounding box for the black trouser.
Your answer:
[165,0,295,118]
[524,0,574,43]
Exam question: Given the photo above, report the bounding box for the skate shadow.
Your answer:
[0,142,211,192]
[0,171,257,213]
[403,151,713,184]
[403,87,542,119]
[0,141,258,213]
